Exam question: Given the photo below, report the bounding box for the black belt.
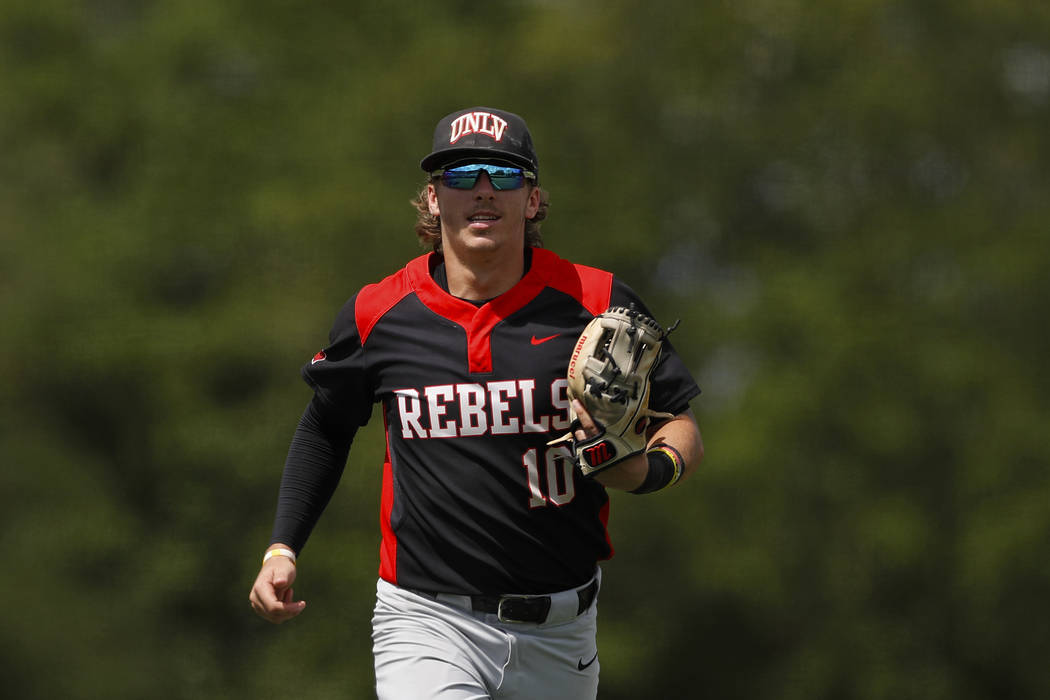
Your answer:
[410,578,599,624]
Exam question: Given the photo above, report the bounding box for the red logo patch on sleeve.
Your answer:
[311,350,327,364]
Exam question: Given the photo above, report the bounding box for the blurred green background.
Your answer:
[3,1,1048,698]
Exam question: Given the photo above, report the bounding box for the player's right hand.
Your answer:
[249,551,306,624]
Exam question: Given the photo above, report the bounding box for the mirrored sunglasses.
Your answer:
[431,163,536,191]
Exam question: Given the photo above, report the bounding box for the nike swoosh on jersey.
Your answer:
[530,333,560,345]
[577,651,599,671]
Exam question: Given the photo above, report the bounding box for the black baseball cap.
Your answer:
[420,107,539,174]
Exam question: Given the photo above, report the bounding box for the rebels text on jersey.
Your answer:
[302,248,700,595]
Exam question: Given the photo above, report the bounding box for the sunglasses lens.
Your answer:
[441,170,480,189]
[487,167,525,190]
[438,164,531,190]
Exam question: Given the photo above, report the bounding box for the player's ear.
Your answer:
[427,183,441,217]
[524,184,541,219]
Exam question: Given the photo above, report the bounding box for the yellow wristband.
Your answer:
[263,548,297,566]
[647,445,684,486]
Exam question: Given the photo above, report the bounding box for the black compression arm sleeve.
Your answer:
[269,397,358,553]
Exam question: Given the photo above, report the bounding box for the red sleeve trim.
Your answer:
[378,411,398,583]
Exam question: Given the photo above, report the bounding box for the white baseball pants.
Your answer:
[372,575,600,699]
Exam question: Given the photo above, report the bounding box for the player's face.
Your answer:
[428,169,541,258]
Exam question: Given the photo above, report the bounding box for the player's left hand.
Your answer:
[550,306,676,480]
[571,398,599,442]
[571,399,648,491]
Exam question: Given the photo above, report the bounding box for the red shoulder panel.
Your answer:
[354,259,419,344]
[537,249,613,316]
[573,263,614,315]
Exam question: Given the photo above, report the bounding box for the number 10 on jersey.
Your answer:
[522,446,576,508]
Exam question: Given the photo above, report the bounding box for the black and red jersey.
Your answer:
[294,248,700,595]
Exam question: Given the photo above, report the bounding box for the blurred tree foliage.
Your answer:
[2,1,1048,698]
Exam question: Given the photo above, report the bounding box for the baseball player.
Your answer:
[249,106,704,699]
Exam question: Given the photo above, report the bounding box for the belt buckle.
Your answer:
[497,596,550,624]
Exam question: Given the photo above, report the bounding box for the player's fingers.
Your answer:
[250,583,306,623]
[572,399,599,439]
[249,576,280,610]
[272,594,306,620]
[272,561,297,590]
[273,589,306,620]
[249,583,278,619]
[250,567,306,623]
